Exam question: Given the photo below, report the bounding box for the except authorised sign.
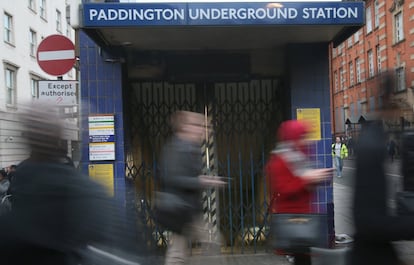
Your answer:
[37,35,76,76]
[38,80,78,105]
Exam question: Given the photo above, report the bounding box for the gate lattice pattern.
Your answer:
[125,79,283,253]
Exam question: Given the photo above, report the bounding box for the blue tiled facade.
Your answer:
[288,43,335,246]
[79,31,126,203]
[79,33,335,246]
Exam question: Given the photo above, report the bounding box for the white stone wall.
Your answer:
[0,0,77,168]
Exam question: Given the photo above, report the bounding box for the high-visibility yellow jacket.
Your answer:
[332,143,348,159]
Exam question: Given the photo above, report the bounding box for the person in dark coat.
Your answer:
[159,111,225,265]
[0,103,126,265]
[351,71,414,265]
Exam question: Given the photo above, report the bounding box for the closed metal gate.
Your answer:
[125,79,284,253]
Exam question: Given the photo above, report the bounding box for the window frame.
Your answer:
[366,5,373,34]
[56,9,62,32]
[4,64,17,107]
[339,67,345,90]
[28,0,36,12]
[30,75,40,98]
[4,12,14,44]
[356,58,362,83]
[374,0,380,28]
[376,45,381,74]
[395,67,406,92]
[368,49,374,78]
[29,29,37,57]
[394,12,404,43]
[349,61,354,86]
[39,0,46,20]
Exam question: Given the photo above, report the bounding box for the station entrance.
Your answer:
[78,0,364,255]
[123,50,287,253]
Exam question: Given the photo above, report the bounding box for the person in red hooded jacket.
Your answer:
[266,120,333,265]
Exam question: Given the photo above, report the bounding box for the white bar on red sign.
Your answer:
[38,50,75,61]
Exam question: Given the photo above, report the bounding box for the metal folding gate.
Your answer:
[125,79,284,253]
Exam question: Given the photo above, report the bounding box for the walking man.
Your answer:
[332,136,348,178]
[160,111,224,265]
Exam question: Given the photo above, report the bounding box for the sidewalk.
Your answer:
[333,179,414,264]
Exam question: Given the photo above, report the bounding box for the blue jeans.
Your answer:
[334,156,343,176]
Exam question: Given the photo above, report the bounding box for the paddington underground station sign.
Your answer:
[82,2,365,27]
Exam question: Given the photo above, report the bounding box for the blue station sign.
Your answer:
[82,2,365,27]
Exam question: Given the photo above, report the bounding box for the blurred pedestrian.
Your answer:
[351,70,414,265]
[0,103,119,265]
[159,111,224,265]
[387,138,396,163]
[266,120,333,265]
[332,136,348,178]
[0,169,11,215]
[6,164,17,181]
[347,136,354,157]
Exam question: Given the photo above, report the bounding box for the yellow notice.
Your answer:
[296,108,321,141]
[88,164,114,197]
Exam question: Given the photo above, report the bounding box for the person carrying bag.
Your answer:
[266,120,332,265]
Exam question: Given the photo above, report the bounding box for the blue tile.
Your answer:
[88,48,98,63]
[88,65,97,80]
[98,64,105,79]
[116,114,123,128]
[114,97,123,112]
[89,81,97,97]
[115,161,126,179]
[89,97,98,114]
[105,97,114,113]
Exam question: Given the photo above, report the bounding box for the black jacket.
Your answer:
[351,122,414,265]
[160,136,204,212]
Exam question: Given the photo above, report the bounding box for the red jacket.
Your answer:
[266,154,312,214]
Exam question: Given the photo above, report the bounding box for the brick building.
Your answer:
[331,0,414,140]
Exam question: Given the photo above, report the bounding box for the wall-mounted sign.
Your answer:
[83,2,365,27]
[297,108,321,141]
[89,115,115,161]
[38,80,78,106]
[88,164,114,197]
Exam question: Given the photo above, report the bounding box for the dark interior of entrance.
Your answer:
[124,50,289,253]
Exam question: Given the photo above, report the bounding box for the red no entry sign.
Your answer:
[37,34,76,76]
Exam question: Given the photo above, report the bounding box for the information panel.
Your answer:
[89,115,115,161]
[296,108,321,141]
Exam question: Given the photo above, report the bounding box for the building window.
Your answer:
[354,30,359,42]
[4,13,13,44]
[28,0,36,11]
[29,29,37,57]
[56,9,62,32]
[347,37,352,48]
[66,22,71,38]
[376,45,381,73]
[332,47,337,58]
[349,61,354,86]
[4,65,17,106]
[356,58,361,83]
[374,0,380,28]
[395,67,405,92]
[39,0,46,19]
[30,76,39,98]
[334,70,338,92]
[340,67,345,90]
[395,12,404,43]
[366,6,372,33]
[350,102,355,118]
[368,50,374,78]
[370,96,375,111]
